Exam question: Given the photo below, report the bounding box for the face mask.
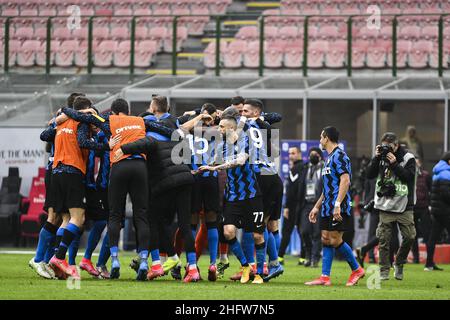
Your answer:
[310,155,320,165]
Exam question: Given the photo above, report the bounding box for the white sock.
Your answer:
[170,254,179,261]
[220,254,228,262]
[269,260,279,267]
[152,260,161,266]
[189,264,197,270]
[160,256,167,264]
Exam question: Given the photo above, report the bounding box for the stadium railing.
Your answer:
[1,13,448,77]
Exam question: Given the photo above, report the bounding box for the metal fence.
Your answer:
[2,13,449,77]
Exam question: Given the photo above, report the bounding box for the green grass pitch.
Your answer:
[0,252,449,300]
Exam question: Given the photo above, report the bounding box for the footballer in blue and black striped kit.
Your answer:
[305,126,365,287]
[199,116,266,284]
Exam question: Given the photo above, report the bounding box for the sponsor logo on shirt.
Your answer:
[115,125,143,134]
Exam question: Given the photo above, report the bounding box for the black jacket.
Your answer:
[366,145,416,210]
[430,180,450,217]
[121,136,194,196]
[430,160,450,217]
[284,160,303,211]
[297,161,324,211]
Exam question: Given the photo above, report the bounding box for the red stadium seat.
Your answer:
[0,39,20,66]
[190,0,210,15]
[72,26,89,41]
[93,26,110,41]
[307,40,328,68]
[398,26,421,41]
[243,41,260,68]
[38,4,57,16]
[13,26,34,42]
[387,40,412,68]
[340,0,361,15]
[325,40,346,68]
[110,26,129,41]
[203,41,227,69]
[224,40,246,68]
[55,40,78,67]
[36,41,59,67]
[94,40,118,67]
[53,27,72,42]
[318,26,339,41]
[366,45,387,68]
[235,26,258,42]
[302,3,320,15]
[408,40,433,68]
[113,40,133,67]
[264,26,278,42]
[279,8,303,25]
[134,5,152,16]
[283,44,303,68]
[151,8,172,27]
[280,0,299,11]
[263,9,281,27]
[208,0,230,15]
[17,40,42,67]
[430,43,450,69]
[2,4,19,16]
[19,4,38,16]
[75,40,99,67]
[135,26,149,40]
[163,26,187,53]
[421,26,438,41]
[265,43,283,68]
[149,26,168,52]
[184,10,209,36]
[351,43,367,68]
[135,40,158,67]
[20,176,46,239]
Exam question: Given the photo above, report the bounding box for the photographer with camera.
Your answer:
[366,132,417,281]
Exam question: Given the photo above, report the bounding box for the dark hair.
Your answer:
[244,99,264,113]
[322,126,339,143]
[442,152,450,162]
[73,96,92,111]
[230,96,245,106]
[111,98,129,115]
[309,147,324,159]
[381,132,398,144]
[152,95,169,113]
[67,92,85,108]
[201,103,217,115]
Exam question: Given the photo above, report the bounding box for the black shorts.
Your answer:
[223,197,265,233]
[191,175,220,214]
[148,190,177,225]
[51,173,86,215]
[85,188,109,221]
[320,213,352,232]
[256,173,283,221]
[44,168,55,212]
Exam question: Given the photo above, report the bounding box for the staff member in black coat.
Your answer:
[425,152,450,271]
[278,146,304,264]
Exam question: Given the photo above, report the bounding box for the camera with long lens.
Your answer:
[376,180,396,197]
[379,144,393,161]
[363,199,375,213]
[377,143,396,198]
